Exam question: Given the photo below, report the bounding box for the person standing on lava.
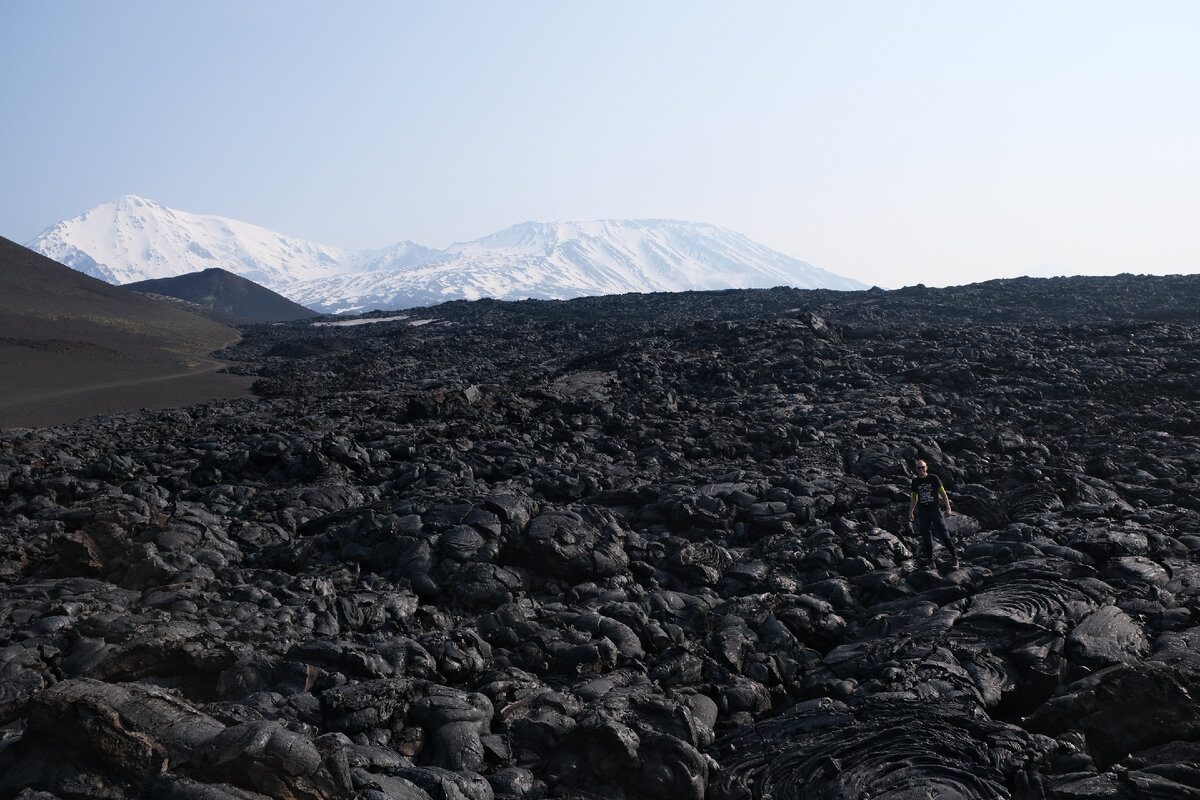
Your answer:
[909,460,958,569]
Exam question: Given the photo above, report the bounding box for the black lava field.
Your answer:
[5,275,1200,800]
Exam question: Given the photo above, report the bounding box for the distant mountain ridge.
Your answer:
[29,196,867,313]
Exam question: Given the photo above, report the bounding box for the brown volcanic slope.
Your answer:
[125,267,321,324]
[0,236,257,428]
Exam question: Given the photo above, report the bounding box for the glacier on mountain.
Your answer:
[28,197,867,313]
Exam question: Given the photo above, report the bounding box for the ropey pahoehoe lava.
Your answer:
[4,276,1200,799]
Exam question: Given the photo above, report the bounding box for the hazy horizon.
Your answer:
[3,1,1198,289]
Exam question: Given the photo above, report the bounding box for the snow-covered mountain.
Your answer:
[29,196,435,289]
[28,197,867,314]
[289,220,865,314]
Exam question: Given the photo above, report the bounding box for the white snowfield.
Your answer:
[29,196,867,313]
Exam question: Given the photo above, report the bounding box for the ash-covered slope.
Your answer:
[125,267,322,323]
[4,274,1200,799]
[0,235,238,343]
[0,236,254,427]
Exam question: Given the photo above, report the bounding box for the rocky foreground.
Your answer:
[4,276,1200,799]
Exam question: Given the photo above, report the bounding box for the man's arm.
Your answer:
[908,492,917,520]
[939,487,952,516]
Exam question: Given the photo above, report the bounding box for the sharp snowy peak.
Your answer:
[289,220,866,314]
[29,199,866,313]
[28,196,433,290]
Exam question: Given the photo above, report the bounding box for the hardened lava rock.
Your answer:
[4,278,1200,798]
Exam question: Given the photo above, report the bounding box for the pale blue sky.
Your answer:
[2,1,1197,288]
